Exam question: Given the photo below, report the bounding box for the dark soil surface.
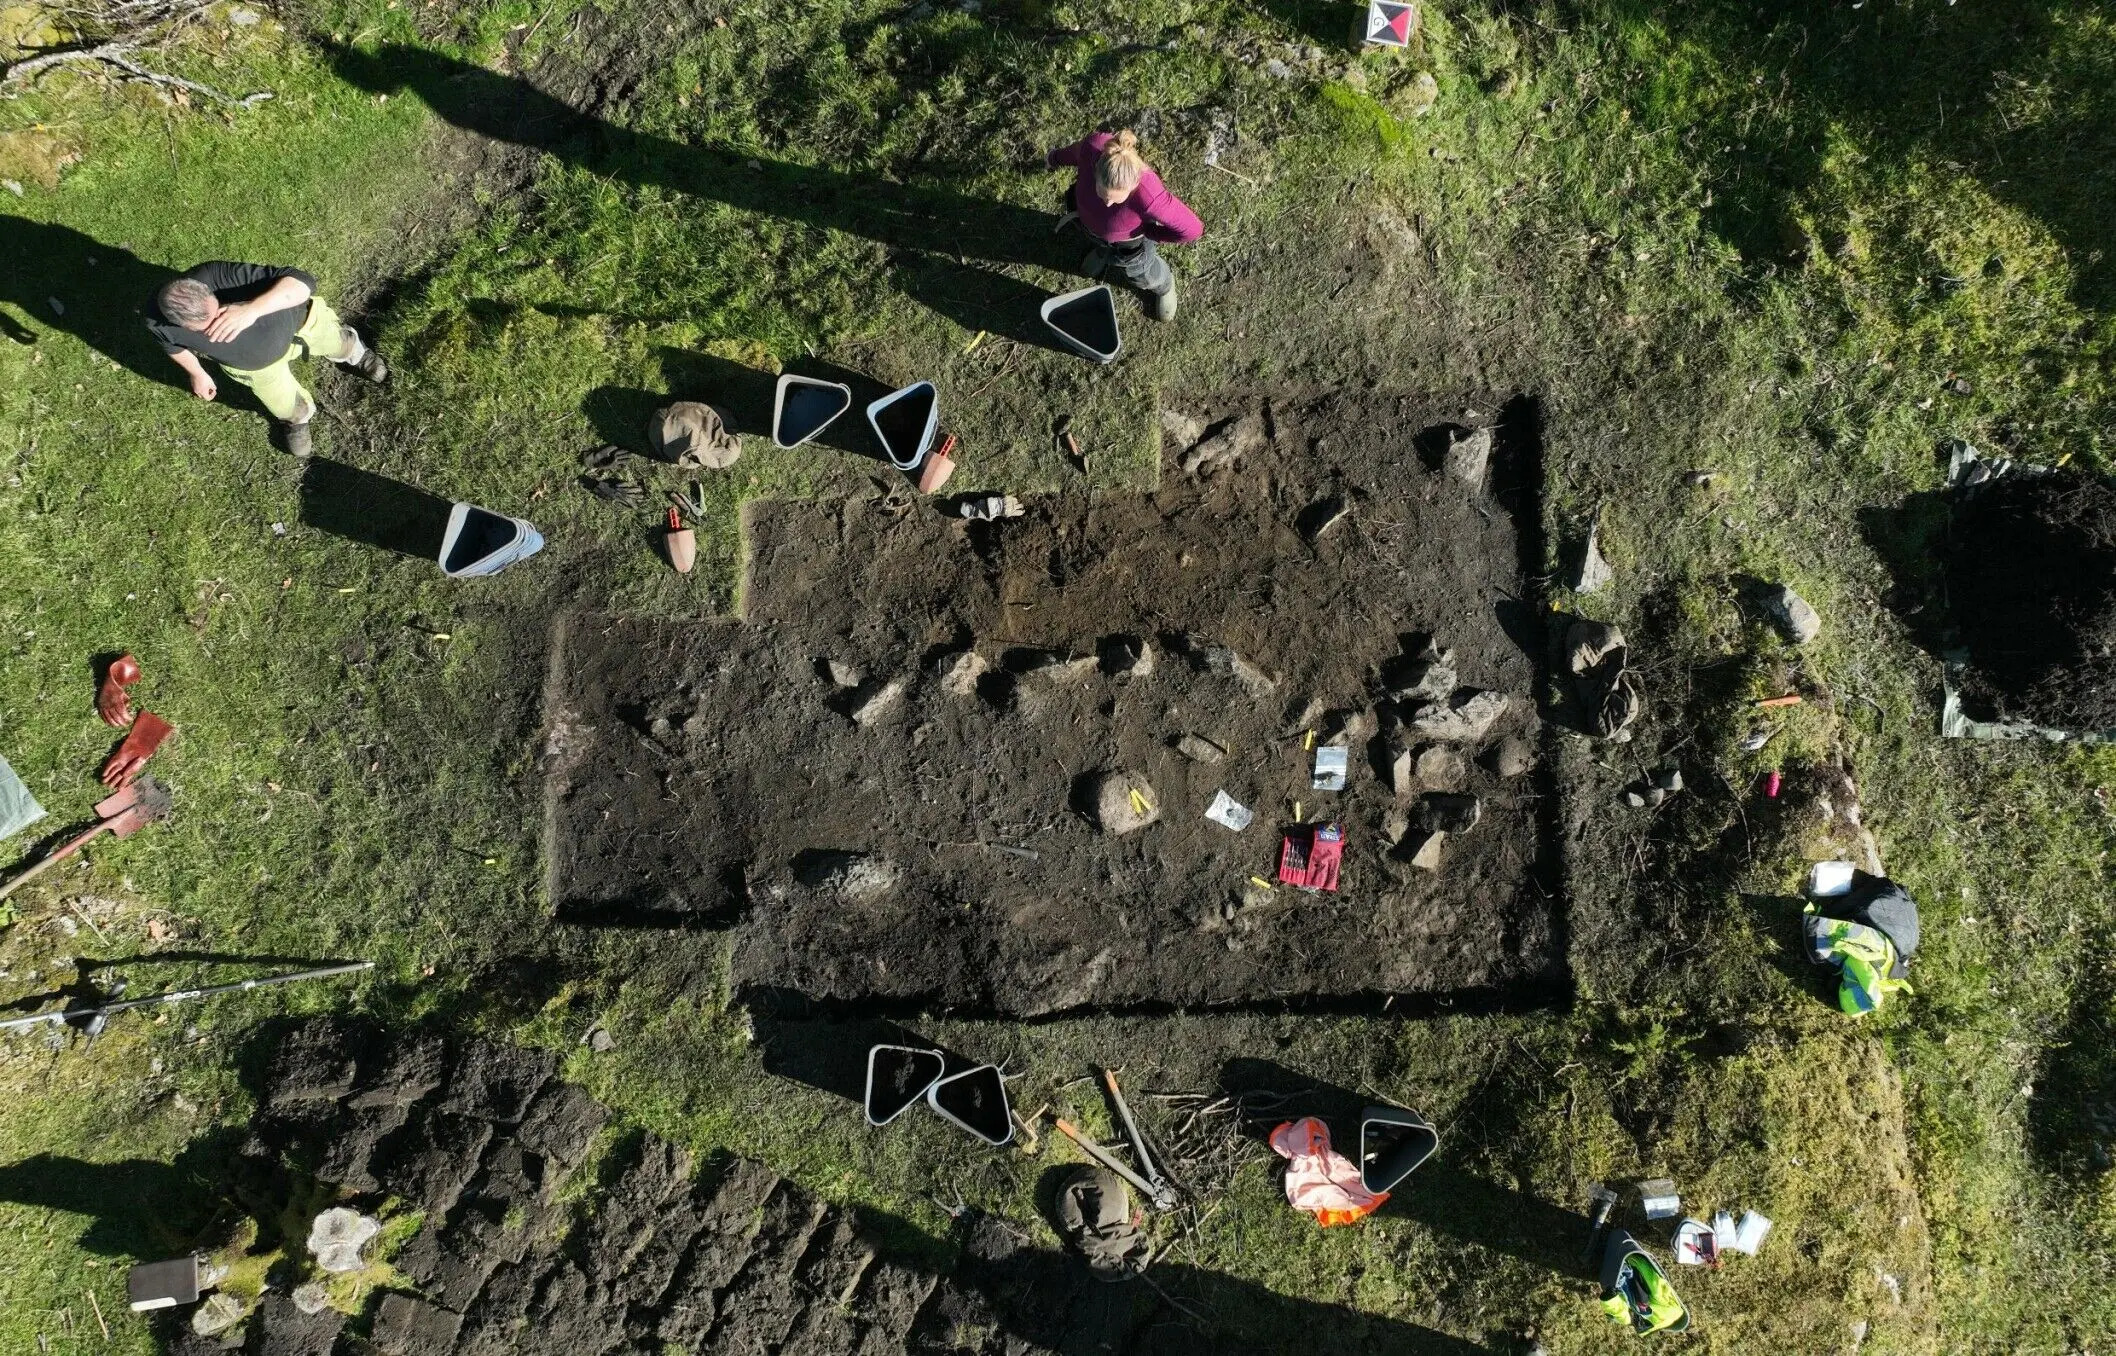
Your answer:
[545,389,1563,1015]
[1948,469,2116,728]
[176,1020,1488,1356]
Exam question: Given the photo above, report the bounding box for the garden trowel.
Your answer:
[0,775,173,902]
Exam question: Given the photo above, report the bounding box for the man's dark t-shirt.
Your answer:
[146,261,318,371]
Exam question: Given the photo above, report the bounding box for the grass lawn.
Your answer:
[3,0,2115,1351]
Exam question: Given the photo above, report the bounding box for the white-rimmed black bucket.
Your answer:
[438,503,544,578]
[864,1045,946,1126]
[866,381,939,470]
[926,1063,1013,1145]
[773,374,854,449]
[1040,285,1122,364]
[1359,1103,1438,1194]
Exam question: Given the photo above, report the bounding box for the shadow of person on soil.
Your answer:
[1855,487,1958,664]
[320,43,1077,280]
[0,216,200,390]
[936,1197,1505,1355]
[1217,1058,1597,1284]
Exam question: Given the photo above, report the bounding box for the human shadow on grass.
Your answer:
[321,42,1081,291]
[1737,892,1840,1005]
[936,1205,1506,1355]
[1217,1058,1598,1284]
[0,217,185,388]
[1856,485,1961,676]
[0,1131,241,1260]
[298,457,455,561]
[2029,970,2116,1176]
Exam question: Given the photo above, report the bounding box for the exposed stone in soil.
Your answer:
[1483,737,1535,778]
[1091,769,1161,835]
[1947,469,2116,728]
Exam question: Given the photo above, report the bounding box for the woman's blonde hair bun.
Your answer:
[1094,129,1146,197]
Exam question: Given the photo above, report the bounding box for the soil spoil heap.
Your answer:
[1948,469,2116,729]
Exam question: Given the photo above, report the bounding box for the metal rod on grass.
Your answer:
[0,961,375,1035]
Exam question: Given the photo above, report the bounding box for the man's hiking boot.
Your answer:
[1147,287,1178,322]
[280,395,315,457]
[336,325,389,383]
[349,339,389,384]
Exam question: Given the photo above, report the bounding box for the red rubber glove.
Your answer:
[100,711,172,787]
[97,653,141,727]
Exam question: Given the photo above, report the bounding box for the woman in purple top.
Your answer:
[1046,129,1203,321]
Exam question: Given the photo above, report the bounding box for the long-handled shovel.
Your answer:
[0,775,173,903]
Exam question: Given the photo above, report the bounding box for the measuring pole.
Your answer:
[0,961,375,1036]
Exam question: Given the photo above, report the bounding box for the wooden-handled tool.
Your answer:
[664,506,696,574]
[0,776,173,902]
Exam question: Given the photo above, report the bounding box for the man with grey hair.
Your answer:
[147,261,387,456]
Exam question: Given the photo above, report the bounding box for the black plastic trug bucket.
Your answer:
[866,381,939,470]
[865,1045,946,1126]
[1040,285,1122,364]
[773,374,853,449]
[926,1064,1014,1145]
[1359,1103,1439,1194]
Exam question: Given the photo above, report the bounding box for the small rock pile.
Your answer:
[1373,638,1536,872]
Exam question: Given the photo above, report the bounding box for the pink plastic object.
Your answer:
[1763,770,1782,798]
[97,653,141,727]
[100,711,172,787]
[1269,1117,1386,1226]
[1277,822,1344,891]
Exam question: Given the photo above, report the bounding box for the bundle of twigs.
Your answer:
[2,0,272,107]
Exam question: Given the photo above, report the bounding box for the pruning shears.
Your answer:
[1052,1067,1181,1213]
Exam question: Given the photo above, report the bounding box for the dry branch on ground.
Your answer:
[1,0,271,106]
